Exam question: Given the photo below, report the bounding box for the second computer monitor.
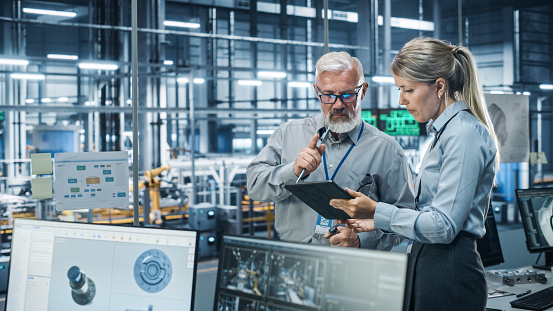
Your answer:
[6,218,199,311]
[214,235,408,311]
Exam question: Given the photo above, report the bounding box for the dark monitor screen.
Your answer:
[515,188,553,253]
[6,218,199,311]
[214,235,408,311]
[476,205,505,267]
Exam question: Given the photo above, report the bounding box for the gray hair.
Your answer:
[315,51,364,84]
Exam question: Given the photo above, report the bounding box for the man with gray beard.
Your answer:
[246,52,415,249]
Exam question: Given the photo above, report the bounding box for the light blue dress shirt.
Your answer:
[374,101,497,244]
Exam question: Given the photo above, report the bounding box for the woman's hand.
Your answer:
[336,219,376,233]
[329,187,378,219]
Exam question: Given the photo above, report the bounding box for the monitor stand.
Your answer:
[532,251,553,270]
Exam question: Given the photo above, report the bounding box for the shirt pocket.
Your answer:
[357,173,377,198]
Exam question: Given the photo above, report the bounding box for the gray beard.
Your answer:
[322,107,361,134]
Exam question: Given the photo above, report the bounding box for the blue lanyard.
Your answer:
[323,122,364,181]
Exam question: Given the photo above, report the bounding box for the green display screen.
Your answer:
[362,109,426,136]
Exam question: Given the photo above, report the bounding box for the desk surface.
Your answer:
[486,266,553,311]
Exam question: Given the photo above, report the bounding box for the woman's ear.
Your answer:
[435,78,446,98]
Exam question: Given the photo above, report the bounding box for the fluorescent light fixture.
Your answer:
[489,91,505,94]
[288,81,311,88]
[25,99,35,104]
[84,101,94,106]
[126,99,132,104]
[523,91,531,96]
[164,21,200,28]
[258,71,287,78]
[0,58,29,66]
[177,77,189,84]
[193,78,205,84]
[163,60,174,65]
[47,54,78,60]
[516,92,521,95]
[256,129,275,135]
[539,84,553,90]
[238,80,263,86]
[23,8,77,18]
[41,98,52,103]
[372,76,395,83]
[58,97,68,102]
[78,62,119,70]
[378,16,434,31]
[11,73,45,80]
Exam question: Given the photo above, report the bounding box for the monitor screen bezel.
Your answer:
[515,187,553,254]
[5,218,200,311]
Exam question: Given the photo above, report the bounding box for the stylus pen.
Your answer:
[516,290,531,298]
[296,127,330,183]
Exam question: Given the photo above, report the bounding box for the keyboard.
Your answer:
[510,285,553,310]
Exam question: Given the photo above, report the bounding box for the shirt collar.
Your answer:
[429,101,469,133]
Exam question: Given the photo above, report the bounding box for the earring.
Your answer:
[438,94,442,101]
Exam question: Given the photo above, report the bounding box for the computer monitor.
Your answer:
[214,235,408,311]
[6,218,199,311]
[515,187,553,269]
[33,125,81,155]
[476,204,505,267]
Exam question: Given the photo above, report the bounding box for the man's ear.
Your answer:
[435,78,446,98]
[360,82,369,100]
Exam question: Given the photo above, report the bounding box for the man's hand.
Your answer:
[293,133,326,178]
[323,226,360,248]
[330,188,377,219]
[336,219,377,233]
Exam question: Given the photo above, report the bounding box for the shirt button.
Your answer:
[329,164,334,168]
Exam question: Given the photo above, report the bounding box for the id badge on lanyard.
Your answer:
[315,215,335,235]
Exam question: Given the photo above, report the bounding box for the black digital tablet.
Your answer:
[284,180,353,219]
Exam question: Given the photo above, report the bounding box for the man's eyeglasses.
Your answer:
[316,85,364,104]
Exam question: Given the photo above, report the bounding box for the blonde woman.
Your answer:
[330,37,500,311]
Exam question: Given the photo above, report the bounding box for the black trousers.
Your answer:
[404,231,487,311]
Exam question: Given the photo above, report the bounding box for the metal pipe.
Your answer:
[132,0,139,227]
[0,16,368,51]
[458,0,462,44]
[323,0,329,53]
[0,105,320,114]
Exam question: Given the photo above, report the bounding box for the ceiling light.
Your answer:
[23,8,77,18]
[41,98,51,103]
[258,71,287,78]
[163,60,174,65]
[25,99,35,104]
[58,97,68,102]
[177,77,189,84]
[193,78,205,84]
[11,73,45,80]
[372,76,395,83]
[47,54,78,60]
[539,84,553,90]
[238,80,263,86]
[0,58,29,66]
[78,62,119,70]
[489,91,505,94]
[523,91,531,96]
[288,82,311,88]
[164,21,200,28]
[257,129,275,135]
